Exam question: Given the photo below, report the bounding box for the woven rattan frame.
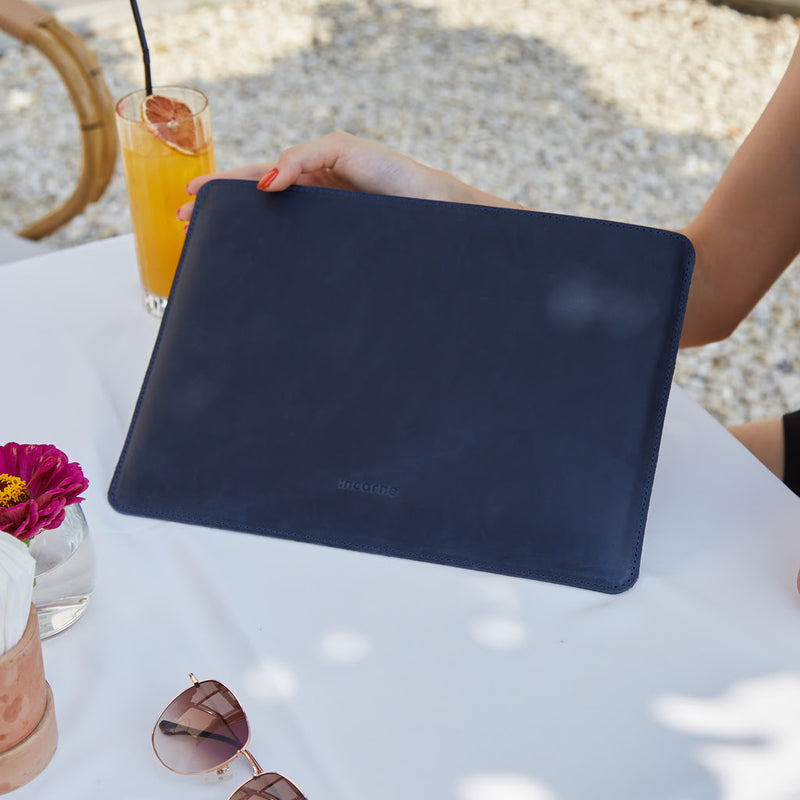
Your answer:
[0,0,117,239]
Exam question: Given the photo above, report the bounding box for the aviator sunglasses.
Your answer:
[153,674,308,800]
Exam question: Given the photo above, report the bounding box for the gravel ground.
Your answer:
[2,0,800,426]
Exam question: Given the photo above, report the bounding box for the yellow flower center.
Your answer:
[0,473,29,508]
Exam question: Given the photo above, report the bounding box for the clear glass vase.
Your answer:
[29,504,95,638]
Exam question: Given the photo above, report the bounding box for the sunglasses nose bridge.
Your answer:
[240,748,263,777]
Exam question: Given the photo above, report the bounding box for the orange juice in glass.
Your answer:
[115,86,215,316]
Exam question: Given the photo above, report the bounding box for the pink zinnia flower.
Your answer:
[0,442,89,542]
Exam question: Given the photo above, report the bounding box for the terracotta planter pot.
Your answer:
[0,604,57,794]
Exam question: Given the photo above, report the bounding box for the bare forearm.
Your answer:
[432,169,527,210]
[679,37,800,347]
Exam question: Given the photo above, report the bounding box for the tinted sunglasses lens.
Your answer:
[153,679,249,774]
[228,772,307,800]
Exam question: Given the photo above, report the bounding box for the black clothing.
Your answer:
[782,409,800,496]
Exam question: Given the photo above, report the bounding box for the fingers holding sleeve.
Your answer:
[258,131,356,192]
[185,163,276,197]
[179,163,279,221]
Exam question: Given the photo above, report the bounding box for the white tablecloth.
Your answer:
[2,235,799,800]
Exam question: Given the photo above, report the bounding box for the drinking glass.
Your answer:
[115,86,215,316]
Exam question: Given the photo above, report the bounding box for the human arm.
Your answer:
[178,130,524,222]
[180,36,800,348]
[677,36,800,347]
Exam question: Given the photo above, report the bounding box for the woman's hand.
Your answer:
[177,130,524,223]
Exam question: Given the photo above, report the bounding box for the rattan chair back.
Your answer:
[0,0,117,240]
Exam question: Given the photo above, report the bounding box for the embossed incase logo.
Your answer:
[337,478,399,497]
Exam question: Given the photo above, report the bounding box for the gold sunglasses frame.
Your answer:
[152,673,306,800]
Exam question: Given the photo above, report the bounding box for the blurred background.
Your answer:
[2,0,800,428]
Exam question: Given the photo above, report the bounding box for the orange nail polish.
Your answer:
[257,168,279,190]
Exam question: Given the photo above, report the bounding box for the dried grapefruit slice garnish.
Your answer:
[141,94,202,155]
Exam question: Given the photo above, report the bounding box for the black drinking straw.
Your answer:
[129,0,153,96]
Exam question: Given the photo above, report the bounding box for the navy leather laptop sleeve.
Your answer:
[109,180,693,593]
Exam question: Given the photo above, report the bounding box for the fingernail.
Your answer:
[257,168,279,190]
[183,224,188,235]
[176,208,183,220]
[184,183,191,194]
